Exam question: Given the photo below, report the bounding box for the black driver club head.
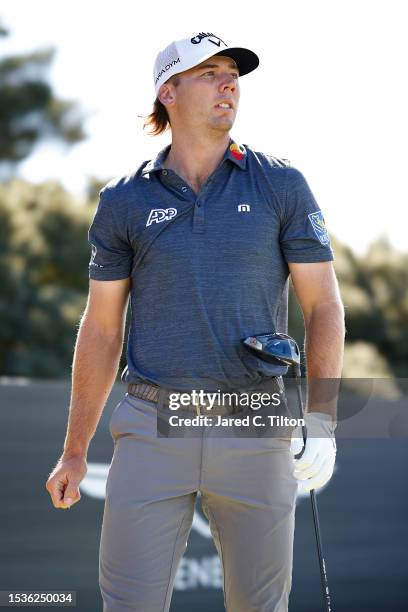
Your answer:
[242,332,301,367]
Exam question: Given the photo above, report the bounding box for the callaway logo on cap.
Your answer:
[153,32,259,95]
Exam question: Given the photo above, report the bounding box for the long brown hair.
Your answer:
[143,75,180,136]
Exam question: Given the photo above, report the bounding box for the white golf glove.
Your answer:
[290,412,337,494]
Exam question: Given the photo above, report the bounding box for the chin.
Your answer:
[210,119,235,132]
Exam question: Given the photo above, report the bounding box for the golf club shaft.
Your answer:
[310,489,332,611]
[295,373,333,612]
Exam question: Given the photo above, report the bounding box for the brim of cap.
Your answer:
[214,47,259,77]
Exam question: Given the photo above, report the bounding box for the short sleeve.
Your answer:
[280,168,334,263]
[88,188,134,280]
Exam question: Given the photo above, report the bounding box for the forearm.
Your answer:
[304,301,345,420]
[62,320,124,459]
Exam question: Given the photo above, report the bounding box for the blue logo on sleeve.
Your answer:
[308,211,330,245]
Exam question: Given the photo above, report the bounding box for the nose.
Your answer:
[218,72,237,93]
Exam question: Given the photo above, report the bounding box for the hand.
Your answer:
[290,412,336,493]
[45,455,87,509]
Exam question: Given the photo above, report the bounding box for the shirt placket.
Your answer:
[158,160,230,234]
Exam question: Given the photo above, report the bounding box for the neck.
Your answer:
[163,131,231,193]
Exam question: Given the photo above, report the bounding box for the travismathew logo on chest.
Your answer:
[238,204,251,212]
[146,208,178,227]
[190,32,227,47]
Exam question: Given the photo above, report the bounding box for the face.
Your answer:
[160,55,240,134]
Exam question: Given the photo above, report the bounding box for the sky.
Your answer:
[1,0,407,254]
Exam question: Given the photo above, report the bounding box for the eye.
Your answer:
[202,71,215,77]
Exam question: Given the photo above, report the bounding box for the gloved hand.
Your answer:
[290,411,337,494]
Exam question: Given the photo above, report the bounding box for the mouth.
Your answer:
[214,101,234,111]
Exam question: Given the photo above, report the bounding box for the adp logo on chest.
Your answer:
[146,208,178,227]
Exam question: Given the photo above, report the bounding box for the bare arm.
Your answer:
[288,261,345,420]
[63,278,130,458]
[46,278,130,508]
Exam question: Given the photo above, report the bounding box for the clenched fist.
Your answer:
[45,455,88,509]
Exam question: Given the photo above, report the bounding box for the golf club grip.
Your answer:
[310,489,332,612]
[294,383,307,459]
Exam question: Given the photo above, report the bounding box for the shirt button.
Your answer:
[197,203,201,207]
[162,169,168,176]
[181,186,187,192]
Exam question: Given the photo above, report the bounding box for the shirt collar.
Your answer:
[141,138,247,176]
[141,144,171,176]
[225,138,248,170]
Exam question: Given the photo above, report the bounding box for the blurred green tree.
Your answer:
[0,179,90,376]
[332,236,408,377]
[0,22,86,173]
[361,237,408,377]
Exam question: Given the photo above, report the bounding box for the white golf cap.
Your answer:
[153,32,259,96]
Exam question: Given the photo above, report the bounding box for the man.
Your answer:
[46,32,345,612]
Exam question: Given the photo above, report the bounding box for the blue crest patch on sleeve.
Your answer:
[308,211,330,246]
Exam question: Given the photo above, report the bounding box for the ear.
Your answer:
[158,82,176,109]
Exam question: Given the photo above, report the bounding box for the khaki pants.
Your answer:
[99,392,298,612]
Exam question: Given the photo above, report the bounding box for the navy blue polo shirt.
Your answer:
[88,139,334,392]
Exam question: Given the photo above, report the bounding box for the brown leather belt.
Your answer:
[127,379,282,417]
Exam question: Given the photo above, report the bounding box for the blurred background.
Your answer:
[0,1,407,611]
